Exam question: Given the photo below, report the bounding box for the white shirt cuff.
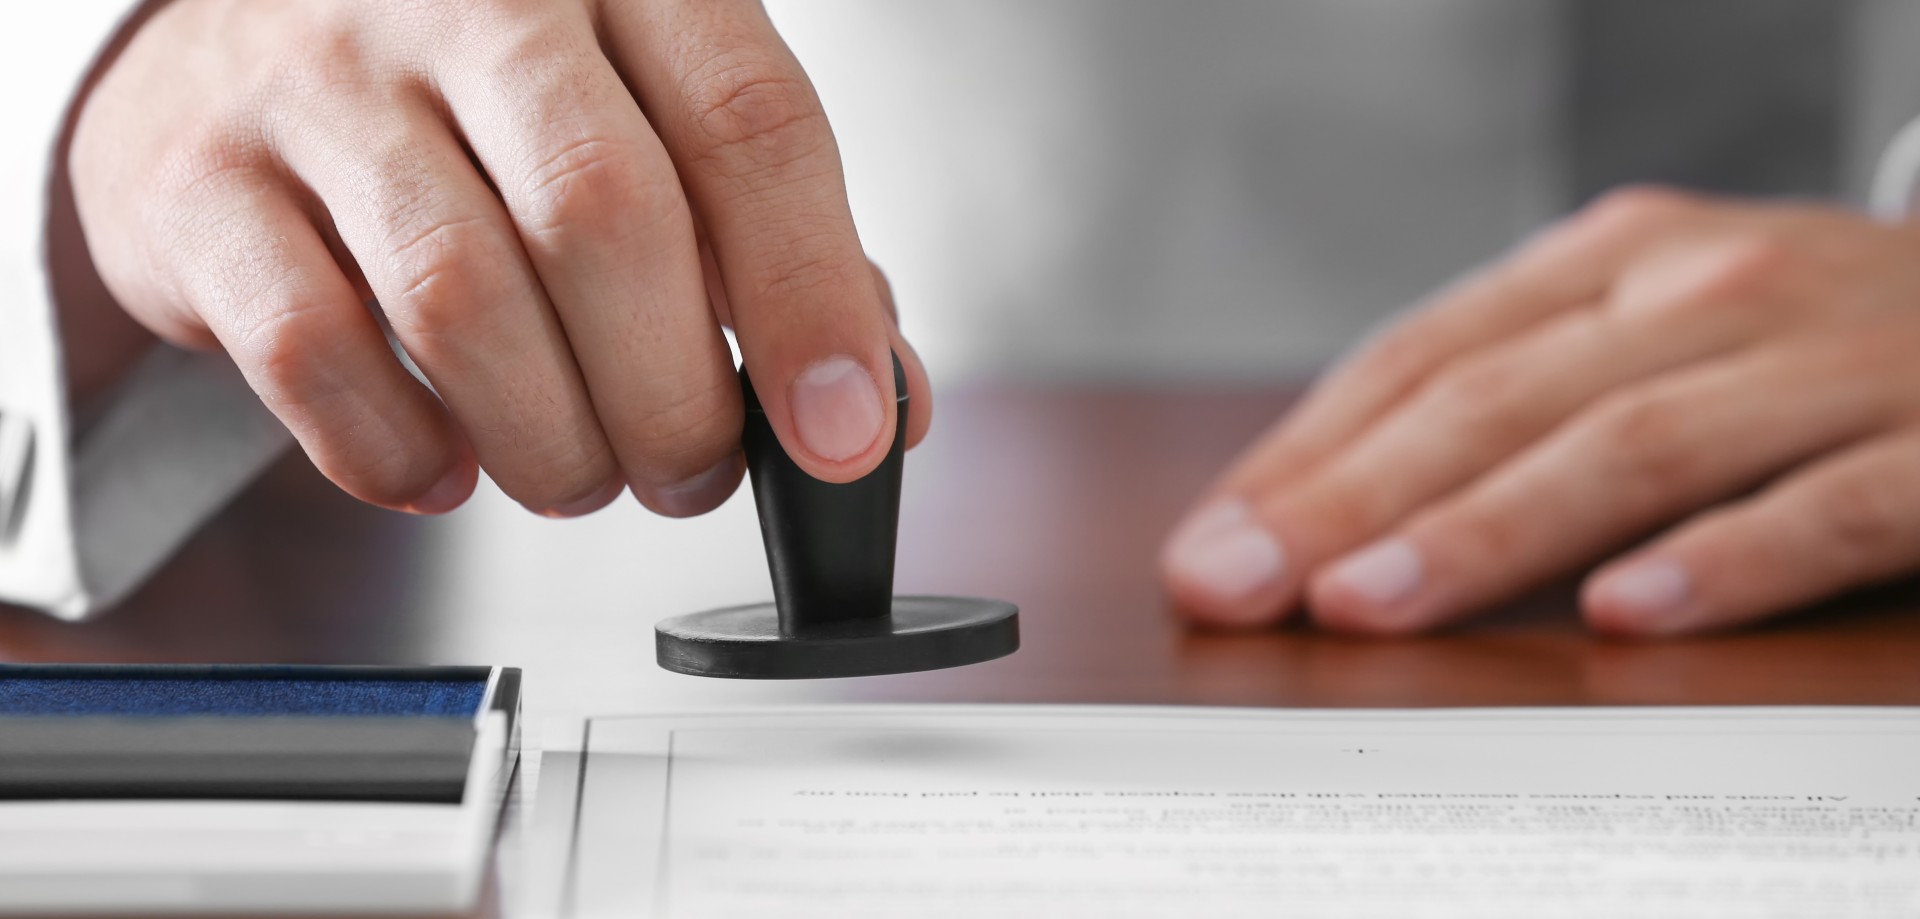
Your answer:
[0,1,291,619]
[1871,112,1920,221]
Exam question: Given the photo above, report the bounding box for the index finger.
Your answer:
[604,0,906,484]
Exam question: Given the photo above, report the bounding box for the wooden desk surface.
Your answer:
[7,384,1920,716]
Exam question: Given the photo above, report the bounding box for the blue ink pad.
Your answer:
[0,664,518,802]
[0,664,521,914]
[0,666,489,717]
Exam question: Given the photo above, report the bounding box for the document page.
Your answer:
[556,707,1920,918]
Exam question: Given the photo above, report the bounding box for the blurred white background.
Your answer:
[767,0,1920,386]
[771,0,1561,383]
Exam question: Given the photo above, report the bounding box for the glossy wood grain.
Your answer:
[7,384,1920,717]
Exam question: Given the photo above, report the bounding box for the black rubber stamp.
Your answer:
[655,355,1020,679]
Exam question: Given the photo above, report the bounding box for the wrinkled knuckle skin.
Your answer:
[278,16,378,100]
[348,137,496,339]
[149,123,260,216]
[750,234,867,304]
[241,309,326,408]
[682,57,828,170]
[381,215,494,349]
[129,143,261,339]
[230,297,448,508]
[475,15,577,86]
[619,380,744,486]
[361,132,440,216]
[515,136,677,245]
[494,438,620,512]
[142,106,280,238]
[487,24,693,245]
[1817,478,1910,556]
[231,293,350,415]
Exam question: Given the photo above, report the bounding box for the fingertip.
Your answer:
[1305,577,1401,637]
[632,452,746,518]
[1161,553,1290,630]
[1582,556,1697,637]
[1168,597,1292,631]
[783,353,896,481]
[1159,500,1293,629]
[869,261,899,322]
[1306,539,1434,637]
[868,261,932,448]
[1306,585,1429,638]
[895,336,934,450]
[1579,575,1638,636]
[403,459,479,516]
[536,478,628,520]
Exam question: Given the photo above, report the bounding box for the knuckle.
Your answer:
[360,130,439,209]
[277,16,374,98]
[1683,236,1798,302]
[496,436,620,511]
[749,231,867,303]
[682,56,828,170]
[352,139,500,342]
[1419,357,1532,439]
[476,16,577,85]
[619,380,743,484]
[1350,323,1438,388]
[1579,184,1699,237]
[233,297,347,410]
[144,162,255,299]
[1429,359,1522,411]
[1529,184,1697,267]
[515,136,682,244]
[1623,235,1800,322]
[150,125,258,211]
[1582,389,1704,491]
[381,215,493,345]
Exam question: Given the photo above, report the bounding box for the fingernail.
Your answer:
[407,466,472,515]
[542,478,626,519]
[1324,539,1425,610]
[1590,558,1692,630]
[1165,501,1287,611]
[647,453,744,518]
[789,356,887,463]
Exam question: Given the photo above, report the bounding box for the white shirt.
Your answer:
[0,2,287,620]
[3,3,1918,621]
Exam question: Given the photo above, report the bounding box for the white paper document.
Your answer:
[537,706,1920,918]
